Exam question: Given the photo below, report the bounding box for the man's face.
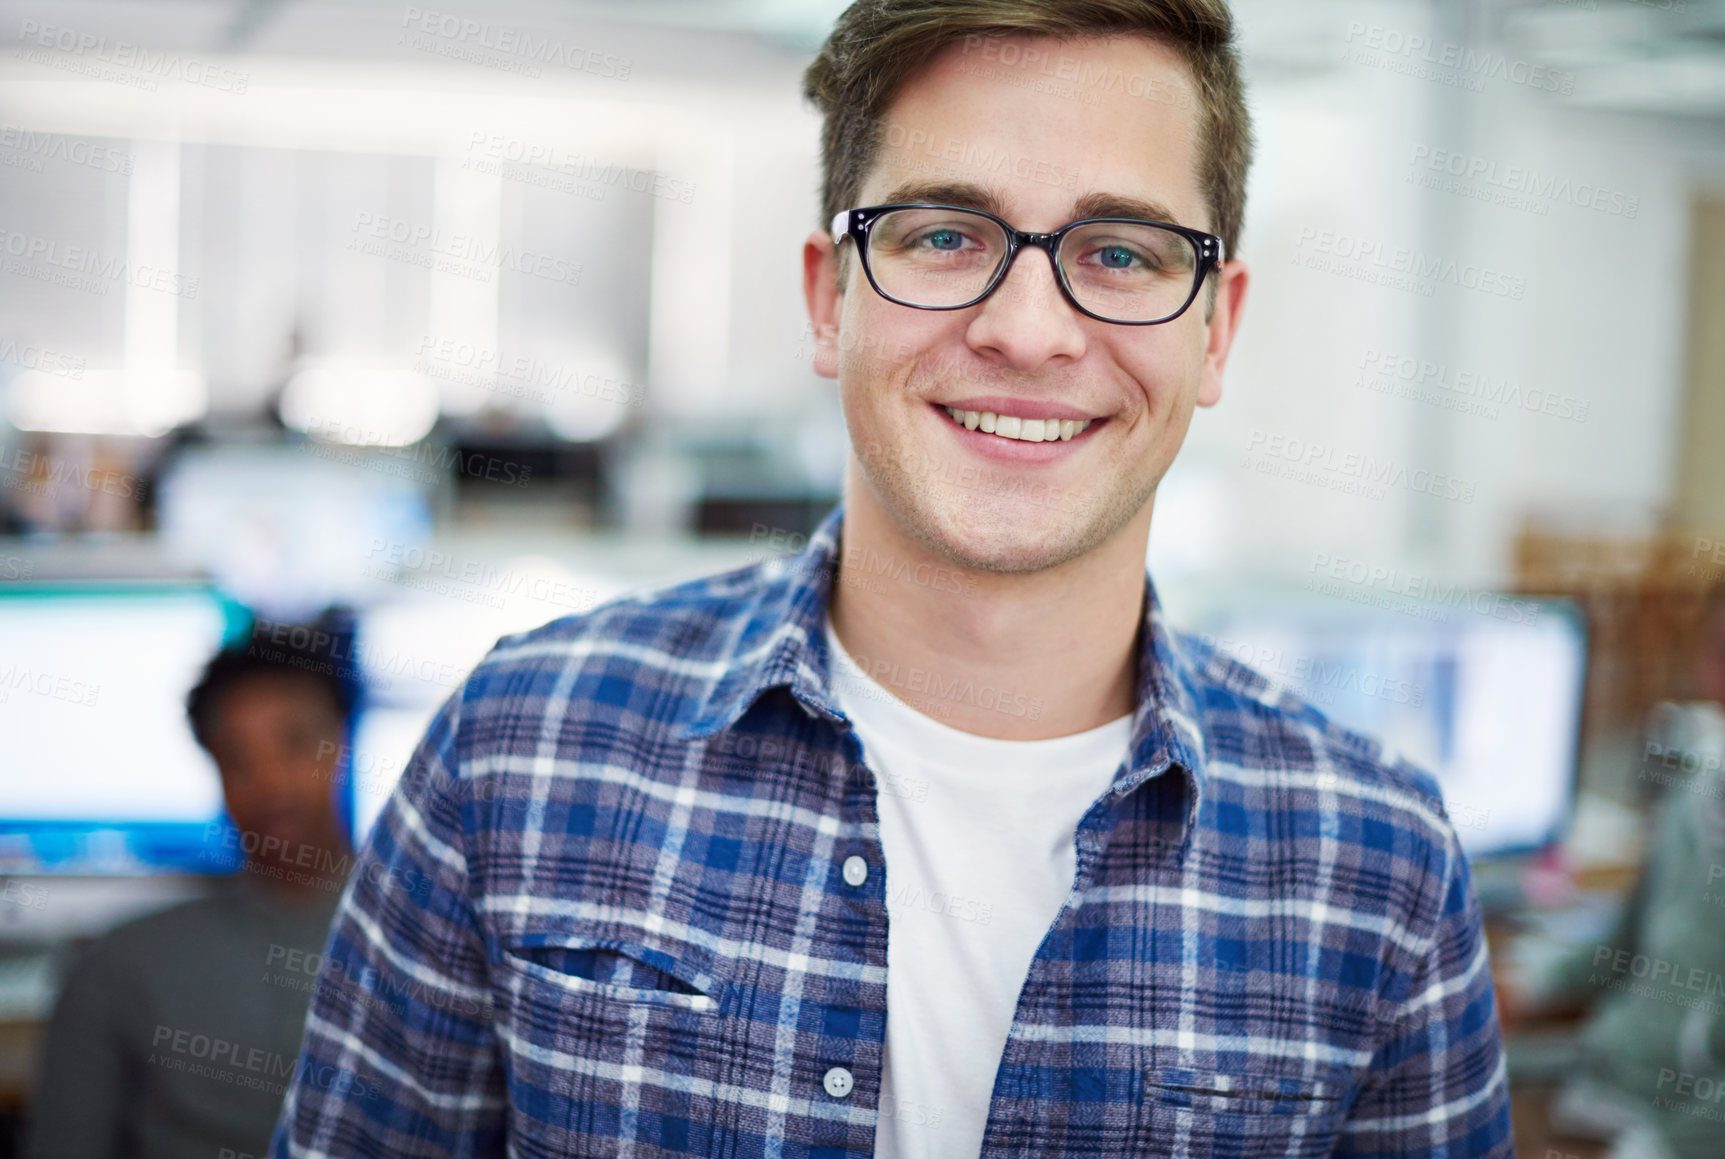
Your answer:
[204,672,348,871]
[805,34,1247,574]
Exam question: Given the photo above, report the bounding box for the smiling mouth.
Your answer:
[938,405,1100,443]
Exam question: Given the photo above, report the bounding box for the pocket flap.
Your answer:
[493,916,728,1011]
[1143,1063,1347,1114]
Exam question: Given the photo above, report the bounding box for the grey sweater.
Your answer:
[27,873,342,1159]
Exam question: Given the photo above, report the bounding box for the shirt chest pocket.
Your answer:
[491,919,732,1157]
[1132,1060,1352,1158]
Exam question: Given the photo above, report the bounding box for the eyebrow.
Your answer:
[875,180,1188,230]
[1073,192,1184,227]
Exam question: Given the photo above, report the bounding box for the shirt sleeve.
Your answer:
[27,941,129,1159]
[1335,825,1514,1158]
[270,688,506,1158]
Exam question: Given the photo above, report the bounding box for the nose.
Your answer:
[963,241,1087,370]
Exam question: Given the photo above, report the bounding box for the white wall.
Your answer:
[1153,1,1725,599]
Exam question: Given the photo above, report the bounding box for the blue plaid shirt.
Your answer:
[272,502,1513,1158]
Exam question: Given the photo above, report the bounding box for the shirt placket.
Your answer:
[956,771,1115,1157]
[799,716,892,1156]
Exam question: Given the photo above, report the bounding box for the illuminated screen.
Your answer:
[348,703,438,845]
[0,585,255,873]
[338,591,1586,860]
[1198,598,1587,857]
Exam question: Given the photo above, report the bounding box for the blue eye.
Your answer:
[922,229,965,251]
[1096,245,1139,269]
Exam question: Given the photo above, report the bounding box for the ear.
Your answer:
[803,229,843,380]
[1196,258,1249,408]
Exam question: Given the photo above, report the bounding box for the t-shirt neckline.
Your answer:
[822,612,1133,764]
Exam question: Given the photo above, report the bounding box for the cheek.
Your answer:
[222,786,268,831]
[840,294,951,386]
[1119,330,1204,414]
[1111,362,1177,420]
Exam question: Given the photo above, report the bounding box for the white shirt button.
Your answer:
[823,1066,854,1098]
[841,855,868,887]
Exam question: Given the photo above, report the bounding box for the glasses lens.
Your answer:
[864,208,1009,308]
[1057,221,1200,323]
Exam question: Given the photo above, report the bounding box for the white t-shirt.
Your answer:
[823,616,1132,1159]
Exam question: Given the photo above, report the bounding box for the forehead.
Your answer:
[861,33,1207,232]
[210,671,338,724]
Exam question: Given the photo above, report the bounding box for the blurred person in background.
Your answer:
[27,623,354,1159]
[1504,581,1725,1159]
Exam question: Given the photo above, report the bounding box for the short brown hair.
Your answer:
[803,0,1253,261]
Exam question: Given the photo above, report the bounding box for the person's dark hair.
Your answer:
[186,617,355,752]
[803,0,1254,262]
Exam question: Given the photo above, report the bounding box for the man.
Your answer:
[1504,582,1725,1159]
[30,628,353,1159]
[273,2,1513,1156]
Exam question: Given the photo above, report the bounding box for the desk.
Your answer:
[1513,1083,1609,1159]
[1491,859,1640,1159]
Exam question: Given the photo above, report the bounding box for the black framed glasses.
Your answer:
[831,203,1226,326]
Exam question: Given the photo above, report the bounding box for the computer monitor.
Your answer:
[340,555,632,845]
[341,590,591,844]
[347,702,439,846]
[0,583,261,874]
[1195,595,1588,858]
[336,568,1584,861]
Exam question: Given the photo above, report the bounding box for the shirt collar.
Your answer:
[678,502,1208,827]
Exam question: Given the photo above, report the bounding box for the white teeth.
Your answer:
[943,406,1092,443]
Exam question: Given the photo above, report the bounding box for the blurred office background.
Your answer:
[0,0,1723,1155]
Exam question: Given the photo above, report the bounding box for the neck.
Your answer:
[828,472,1146,741]
[243,837,351,907]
